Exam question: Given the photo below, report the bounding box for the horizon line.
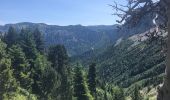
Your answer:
[0,22,117,27]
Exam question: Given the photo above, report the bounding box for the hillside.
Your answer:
[73,30,167,92]
[0,23,120,56]
[70,12,167,93]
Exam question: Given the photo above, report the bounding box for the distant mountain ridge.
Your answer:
[0,15,154,56]
[0,22,120,56]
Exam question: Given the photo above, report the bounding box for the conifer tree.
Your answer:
[4,26,18,47]
[48,45,72,100]
[33,28,44,54]
[88,63,96,95]
[41,66,61,99]
[32,54,52,98]
[74,66,93,100]
[19,29,38,60]
[8,45,32,90]
[48,45,68,72]
[0,40,18,99]
[19,29,42,96]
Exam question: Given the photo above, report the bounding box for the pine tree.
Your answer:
[33,28,44,53]
[41,66,61,99]
[74,66,93,100]
[48,45,68,72]
[19,29,38,60]
[32,53,52,97]
[131,85,143,100]
[8,45,32,90]
[48,45,72,100]
[0,40,18,99]
[19,29,41,96]
[4,26,18,47]
[88,63,96,95]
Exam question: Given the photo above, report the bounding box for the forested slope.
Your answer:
[0,27,128,100]
[73,32,167,92]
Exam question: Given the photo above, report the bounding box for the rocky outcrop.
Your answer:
[157,0,170,100]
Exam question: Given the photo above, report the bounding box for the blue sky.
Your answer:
[0,0,126,26]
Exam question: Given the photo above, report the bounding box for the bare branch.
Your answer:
[110,0,154,23]
[108,4,126,13]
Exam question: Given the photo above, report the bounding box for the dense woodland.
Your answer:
[0,26,165,100]
[0,27,135,100]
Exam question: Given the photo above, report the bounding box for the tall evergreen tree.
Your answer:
[19,29,42,97]
[4,26,18,47]
[19,29,38,60]
[48,45,72,100]
[32,54,53,98]
[74,66,93,100]
[33,28,44,53]
[48,45,68,72]
[41,66,61,99]
[88,63,97,95]
[8,45,32,90]
[0,40,18,99]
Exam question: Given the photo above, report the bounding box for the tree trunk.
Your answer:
[157,0,170,100]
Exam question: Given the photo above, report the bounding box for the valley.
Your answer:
[0,18,166,99]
